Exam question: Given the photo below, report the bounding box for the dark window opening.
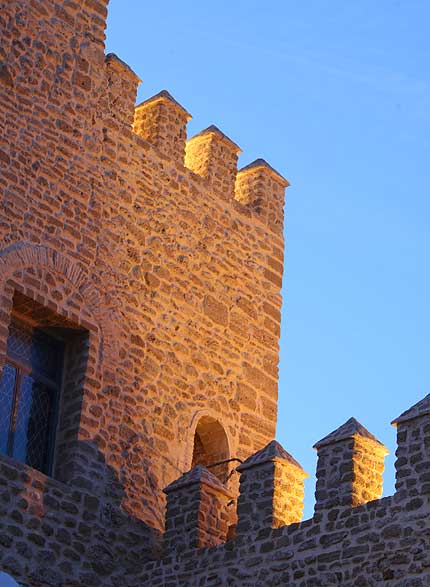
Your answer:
[191,416,230,483]
[0,292,87,476]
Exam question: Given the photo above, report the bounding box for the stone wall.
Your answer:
[0,452,158,586]
[0,0,287,520]
[0,0,289,584]
[141,397,430,586]
[2,2,428,586]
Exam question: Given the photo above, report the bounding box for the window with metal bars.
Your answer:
[0,317,65,475]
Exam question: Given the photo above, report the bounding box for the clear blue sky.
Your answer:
[106,1,430,518]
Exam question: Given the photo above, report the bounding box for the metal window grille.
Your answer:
[0,318,64,475]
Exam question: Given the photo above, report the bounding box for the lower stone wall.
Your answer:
[2,398,430,586]
[1,451,430,586]
[0,453,159,587]
[140,493,430,586]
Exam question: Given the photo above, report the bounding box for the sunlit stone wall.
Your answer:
[0,1,288,584]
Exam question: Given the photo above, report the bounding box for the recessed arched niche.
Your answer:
[191,415,230,482]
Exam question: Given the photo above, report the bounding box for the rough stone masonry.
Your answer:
[0,1,429,586]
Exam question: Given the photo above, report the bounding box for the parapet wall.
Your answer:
[106,56,289,234]
[0,451,159,586]
[141,396,430,586]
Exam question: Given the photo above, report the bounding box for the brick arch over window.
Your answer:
[0,242,119,371]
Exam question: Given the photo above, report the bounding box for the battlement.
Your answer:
[138,395,430,584]
[102,53,288,234]
[161,394,428,557]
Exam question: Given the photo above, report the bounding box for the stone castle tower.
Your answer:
[0,2,429,586]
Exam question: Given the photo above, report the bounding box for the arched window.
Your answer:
[191,416,230,482]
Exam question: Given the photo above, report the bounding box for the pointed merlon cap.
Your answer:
[163,465,233,497]
[314,417,388,454]
[391,394,430,426]
[188,125,242,154]
[105,53,141,83]
[239,158,290,187]
[237,440,308,475]
[136,89,191,120]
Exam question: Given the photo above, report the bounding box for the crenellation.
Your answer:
[236,441,308,535]
[163,465,233,554]
[134,90,191,166]
[105,53,141,128]
[185,125,241,200]
[392,395,430,499]
[137,397,430,585]
[235,159,289,234]
[313,418,388,512]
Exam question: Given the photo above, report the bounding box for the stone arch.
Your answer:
[0,242,88,288]
[0,242,120,371]
[186,410,231,483]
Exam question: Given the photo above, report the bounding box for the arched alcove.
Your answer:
[191,416,230,482]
